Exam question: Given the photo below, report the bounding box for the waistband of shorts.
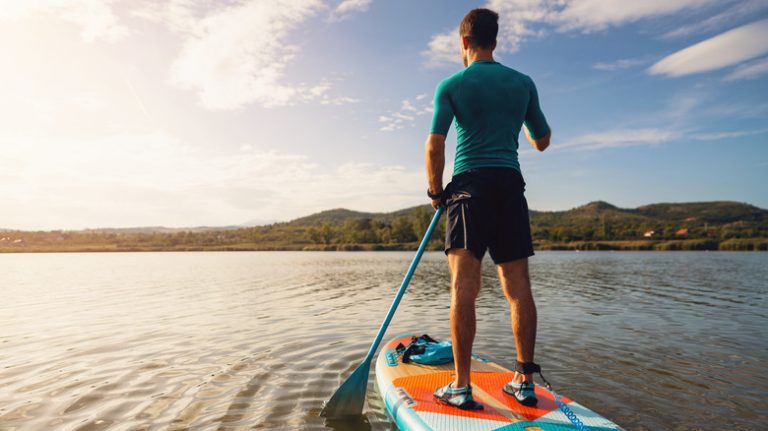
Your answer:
[452,166,521,180]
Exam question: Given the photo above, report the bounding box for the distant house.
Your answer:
[676,228,689,236]
[643,230,655,237]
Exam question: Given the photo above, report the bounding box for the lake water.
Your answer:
[1,251,766,431]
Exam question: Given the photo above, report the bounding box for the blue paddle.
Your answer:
[321,206,444,419]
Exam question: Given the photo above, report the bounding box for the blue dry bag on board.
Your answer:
[395,334,453,365]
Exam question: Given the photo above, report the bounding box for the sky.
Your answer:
[1,0,767,230]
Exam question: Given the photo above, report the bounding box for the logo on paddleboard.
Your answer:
[385,348,398,367]
[394,387,416,407]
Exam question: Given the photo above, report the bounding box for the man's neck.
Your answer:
[466,50,494,67]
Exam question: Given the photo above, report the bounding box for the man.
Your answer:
[425,8,551,410]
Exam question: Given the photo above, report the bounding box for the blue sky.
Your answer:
[1,0,767,230]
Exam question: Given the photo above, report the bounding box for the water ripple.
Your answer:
[0,251,766,430]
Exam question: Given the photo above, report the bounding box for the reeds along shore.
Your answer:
[2,238,767,253]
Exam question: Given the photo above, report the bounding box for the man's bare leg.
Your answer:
[497,257,537,384]
[448,248,482,388]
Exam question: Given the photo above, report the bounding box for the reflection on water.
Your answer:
[1,251,766,430]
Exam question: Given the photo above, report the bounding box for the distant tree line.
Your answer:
[2,201,766,252]
[531,217,768,242]
[306,207,440,246]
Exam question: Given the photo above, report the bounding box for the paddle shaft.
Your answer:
[362,206,443,363]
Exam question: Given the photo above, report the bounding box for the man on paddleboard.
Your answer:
[425,8,551,410]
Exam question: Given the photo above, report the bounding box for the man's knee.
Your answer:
[452,277,481,302]
[497,258,531,298]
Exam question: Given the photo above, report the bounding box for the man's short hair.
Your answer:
[460,8,499,49]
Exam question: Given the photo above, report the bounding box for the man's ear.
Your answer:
[461,35,470,50]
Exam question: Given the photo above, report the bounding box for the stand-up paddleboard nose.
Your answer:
[375,333,625,431]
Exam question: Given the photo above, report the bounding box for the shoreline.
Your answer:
[2,239,767,253]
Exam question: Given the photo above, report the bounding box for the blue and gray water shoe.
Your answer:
[433,383,484,410]
[503,380,538,406]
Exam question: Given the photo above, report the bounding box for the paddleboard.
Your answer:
[375,334,624,431]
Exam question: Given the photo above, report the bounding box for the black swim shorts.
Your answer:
[443,167,534,264]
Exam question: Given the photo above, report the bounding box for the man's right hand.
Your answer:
[523,125,551,152]
[428,188,444,210]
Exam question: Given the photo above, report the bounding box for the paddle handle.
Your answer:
[363,206,444,362]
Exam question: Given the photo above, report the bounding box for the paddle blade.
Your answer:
[320,360,371,419]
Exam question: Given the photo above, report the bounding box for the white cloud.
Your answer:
[0,0,127,42]
[401,99,418,112]
[691,129,768,140]
[167,0,328,110]
[649,19,768,77]
[320,95,360,105]
[130,0,206,33]
[134,0,357,110]
[593,57,647,71]
[423,0,722,68]
[488,0,552,45]
[0,130,426,230]
[330,0,372,20]
[554,0,717,32]
[661,0,768,39]
[391,112,414,121]
[424,30,462,68]
[335,0,371,14]
[379,94,432,132]
[2,0,357,111]
[560,128,680,150]
[724,57,768,81]
[556,125,768,152]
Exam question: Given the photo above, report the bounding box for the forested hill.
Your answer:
[287,206,419,225]
[529,200,767,241]
[291,200,767,225]
[289,200,768,241]
[1,201,766,252]
[547,200,767,224]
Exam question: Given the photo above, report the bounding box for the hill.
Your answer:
[286,205,432,226]
[530,200,767,243]
[288,208,386,225]
[633,201,766,224]
[1,201,766,252]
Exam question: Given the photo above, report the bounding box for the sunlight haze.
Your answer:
[2,0,767,230]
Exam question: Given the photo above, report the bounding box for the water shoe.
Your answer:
[433,383,484,410]
[503,380,537,406]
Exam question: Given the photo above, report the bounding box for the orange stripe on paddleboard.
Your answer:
[391,370,574,423]
[471,372,572,421]
[392,371,512,422]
